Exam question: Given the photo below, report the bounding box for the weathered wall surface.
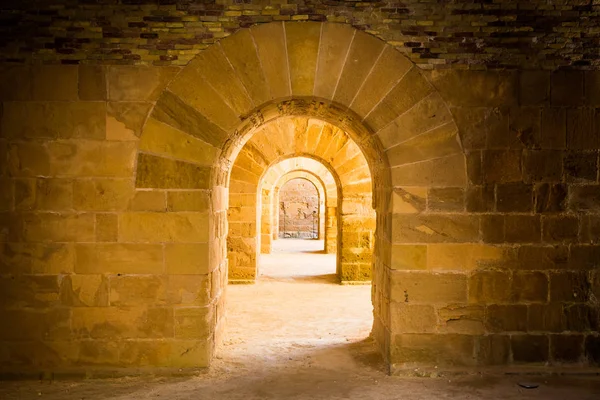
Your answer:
[1,0,600,70]
[388,69,600,371]
[0,18,598,376]
[278,178,320,239]
[0,64,220,373]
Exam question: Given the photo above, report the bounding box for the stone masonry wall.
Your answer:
[388,69,600,371]
[2,1,600,70]
[0,19,599,375]
[279,178,320,239]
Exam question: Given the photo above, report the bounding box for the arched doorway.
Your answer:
[135,21,466,370]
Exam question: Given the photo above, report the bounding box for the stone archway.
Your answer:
[134,21,466,370]
[261,158,338,253]
[267,165,337,254]
[226,117,374,284]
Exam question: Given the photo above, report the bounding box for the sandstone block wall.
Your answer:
[0,20,598,376]
[0,64,222,374]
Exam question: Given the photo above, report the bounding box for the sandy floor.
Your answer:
[1,239,599,399]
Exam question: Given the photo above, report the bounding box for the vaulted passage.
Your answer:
[1,17,599,383]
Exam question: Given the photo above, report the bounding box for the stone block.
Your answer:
[481,215,504,244]
[140,117,219,165]
[165,244,210,275]
[313,23,354,100]
[511,335,549,363]
[79,65,107,101]
[390,245,426,270]
[438,305,485,334]
[390,271,467,303]
[0,178,12,211]
[168,275,211,306]
[75,243,164,274]
[136,153,211,190]
[169,339,211,368]
[486,305,527,332]
[119,212,208,243]
[428,244,510,271]
[2,102,106,140]
[130,190,166,211]
[551,334,584,363]
[427,187,464,212]
[152,91,228,149]
[508,106,541,148]
[77,340,119,367]
[285,22,320,96]
[496,183,533,212]
[192,46,253,118]
[566,108,599,149]
[466,151,483,185]
[118,340,172,367]
[466,185,495,212]
[392,153,467,187]
[174,307,213,339]
[107,66,179,101]
[107,102,153,140]
[550,271,590,302]
[542,215,579,243]
[391,334,475,367]
[520,71,550,106]
[39,141,135,178]
[250,22,291,99]
[451,107,494,151]
[109,276,167,307]
[540,108,566,149]
[21,212,95,242]
[0,65,31,100]
[61,275,109,307]
[569,185,600,212]
[351,45,412,118]
[523,150,563,182]
[390,303,437,333]
[426,70,518,107]
[392,214,479,244]
[0,242,74,275]
[482,150,522,183]
[334,30,385,106]
[580,217,600,244]
[35,178,73,211]
[392,187,426,214]
[512,271,548,303]
[570,245,600,270]
[528,303,564,333]
[72,307,173,339]
[504,215,541,243]
[563,304,598,331]
[96,213,118,242]
[0,308,70,341]
[469,271,511,304]
[220,28,270,106]
[14,178,35,211]
[476,335,510,365]
[563,151,598,182]
[167,191,210,212]
[551,70,584,106]
[0,275,60,308]
[32,65,78,101]
[517,245,569,271]
[534,183,567,213]
[585,335,600,365]
[73,179,134,211]
[366,68,433,132]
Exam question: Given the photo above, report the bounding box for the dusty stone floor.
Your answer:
[1,239,599,399]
